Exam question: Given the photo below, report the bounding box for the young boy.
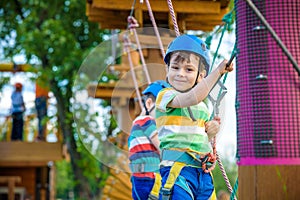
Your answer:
[128,80,170,200]
[155,34,234,199]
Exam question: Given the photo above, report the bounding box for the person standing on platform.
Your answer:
[35,77,49,141]
[11,82,26,141]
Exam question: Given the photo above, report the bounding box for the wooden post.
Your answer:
[239,165,300,199]
[0,176,21,200]
[49,163,56,200]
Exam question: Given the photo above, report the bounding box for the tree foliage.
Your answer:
[0,0,112,198]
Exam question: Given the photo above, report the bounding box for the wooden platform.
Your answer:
[0,142,63,167]
[239,165,300,200]
[86,0,230,31]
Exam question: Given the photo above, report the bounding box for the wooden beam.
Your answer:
[92,0,221,14]
[185,21,222,31]
[97,22,127,30]
[178,8,229,22]
[0,176,21,184]
[86,5,130,18]
[0,161,51,167]
[0,142,63,166]
[87,83,138,99]
[0,63,34,72]
[120,33,175,47]
[134,5,143,27]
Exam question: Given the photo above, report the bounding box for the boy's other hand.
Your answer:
[205,117,221,140]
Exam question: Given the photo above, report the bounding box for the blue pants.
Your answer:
[11,112,24,141]
[35,97,47,138]
[131,177,155,200]
[160,166,214,200]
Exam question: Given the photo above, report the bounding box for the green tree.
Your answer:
[0,0,112,198]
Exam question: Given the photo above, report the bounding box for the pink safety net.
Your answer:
[235,0,300,165]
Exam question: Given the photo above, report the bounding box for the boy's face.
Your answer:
[167,52,204,92]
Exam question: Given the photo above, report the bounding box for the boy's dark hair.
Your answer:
[143,93,156,102]
[169,51,207,73]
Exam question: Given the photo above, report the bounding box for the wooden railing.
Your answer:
[0,114,61,142]
[0,176,22,200]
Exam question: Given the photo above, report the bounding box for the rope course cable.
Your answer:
[123,34,144,110]
[127,16,152,84]
[167,0,180,37]
[144,0,166,61]
[204,8,238,199]
[244,0,300,76]
[230,177,238,200]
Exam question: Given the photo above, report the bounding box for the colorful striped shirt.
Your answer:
[128,115,160,178]
[155,87,212,155]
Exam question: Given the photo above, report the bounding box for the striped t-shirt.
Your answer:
[128,115,160,178]
[155,87,212,155]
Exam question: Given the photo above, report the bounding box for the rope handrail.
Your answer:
[128,16,151,84]
[167,0,180,37]
[144,0,166,65]
[123,34,144,110]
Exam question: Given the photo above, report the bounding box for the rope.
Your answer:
[123,34,144,110]
[216,152,232,193]
[205,9,233,49]
[144,0,166,60]
[128,16,151,84]
[244,0,300,76]
[167,0,180,37]
[209,10,233,73]
[216,152,237,200]
[129,0,137,17]
[230,177,238,200]
[205,8,237,197]
[202,137,217,173]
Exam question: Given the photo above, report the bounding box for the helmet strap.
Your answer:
[142,97,155,115]
[147,105,155,115]
[142,97,149,115]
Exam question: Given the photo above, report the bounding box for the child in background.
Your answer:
[35,76,49,141]
[128,80,169,200]
[156,34,234,199]
[11,82,26,141]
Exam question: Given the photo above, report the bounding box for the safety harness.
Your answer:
[160,149,217,200]
[130,162,162,200]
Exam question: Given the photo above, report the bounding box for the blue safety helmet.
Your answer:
[164,34,210,74]
[142,80,170,98]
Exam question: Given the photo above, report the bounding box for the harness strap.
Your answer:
[148,173,162,200]
[162,149,203,167]
[130,163,159,173]
[160,150,217,199]
[161,162,185,200]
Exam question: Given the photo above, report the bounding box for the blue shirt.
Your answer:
[11,91,25,113]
